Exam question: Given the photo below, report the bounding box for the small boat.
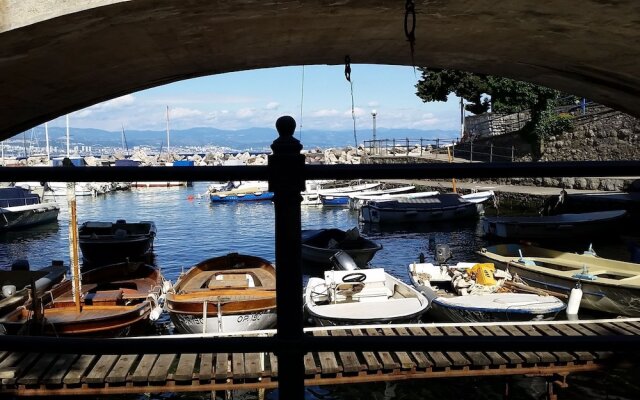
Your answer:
[303,251,429,326]
[301,227,382,268]
[408,246,566,322]
[78,219,157,266]
[209,181,274,202]
[165,253,277,334]
[0,260,66,317]
[306,181,381,206]
[348,190,439,210]
[131,181,189,188]
[359,191,493,224]
[320,185,414,207]
[477,243,640,317]
[0,186,59,230]
[481,210,628,240]
[1,261,163,336]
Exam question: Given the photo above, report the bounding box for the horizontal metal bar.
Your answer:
[1,333,639,354]
[1,161,639,182]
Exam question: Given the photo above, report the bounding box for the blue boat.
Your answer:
[209,181,274,203]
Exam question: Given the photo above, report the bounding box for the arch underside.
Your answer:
[0,0,638,138]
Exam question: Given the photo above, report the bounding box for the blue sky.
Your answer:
[48,65,461,133]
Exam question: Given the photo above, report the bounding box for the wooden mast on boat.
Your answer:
[66,171,82,313]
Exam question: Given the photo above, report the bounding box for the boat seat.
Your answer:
[326,269,393,302]
[84,290,123,305]
[207,274,251,289]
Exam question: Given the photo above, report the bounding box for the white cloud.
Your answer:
[265,102,280,110]
[72,94,136,118]
[168,107,204,119]
[311,109,340,117]
[342,107,366,118]
[236,108,255,118]
[367,101,379,107]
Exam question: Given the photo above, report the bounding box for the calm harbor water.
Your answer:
[1,182,637,400]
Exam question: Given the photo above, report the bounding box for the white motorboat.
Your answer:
[303,251,429,326]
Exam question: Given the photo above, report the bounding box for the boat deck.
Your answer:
[1,318,637,396]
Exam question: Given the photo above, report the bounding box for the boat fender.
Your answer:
[162,279,173,294]
[566,283,583,316]
[149,306,163,321]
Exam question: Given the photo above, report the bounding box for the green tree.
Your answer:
[416,68,575,157]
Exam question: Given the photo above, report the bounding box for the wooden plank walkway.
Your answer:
[1,319,637,396]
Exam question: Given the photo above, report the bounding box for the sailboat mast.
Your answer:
[121,124,125,152]
[45,122,50,160]
[66,114,70,157]
[166,105,170,155]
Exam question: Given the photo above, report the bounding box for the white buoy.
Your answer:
[566,284,583,316]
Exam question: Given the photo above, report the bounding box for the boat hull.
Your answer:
[170,310,277,334]
[301,228,382,268]
[360,201,478,224]
[481,210,627,240]
[0,204,59,230]
[78,221,156,266]
[210,192,274,202]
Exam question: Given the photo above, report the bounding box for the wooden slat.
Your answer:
[268,353,278,378]
[602,322,636,335]
[3,353,39,385]
[105,354,138,384]
[174,354,197,383]
[382,328,415,370]
[616,322,640,335]
[500,325,545,364]
[42,354,78,385]
[408,326,451,368]
[314,330,341,374]
[423,326,469,366]
[552,324,595,361]
[86,355,119,384]
[582,322,617,336]
[148,354,176,384]
[244,352,263,379]
[395,327,432,369]
[333,329,362,373]
[214,353,229,380]
[351,328,382,371]
[63,355,97,385]
[458,326,504,366]
[0,352,25,380]
[366,328,399,370]
[522,325,574,363]
[17,353,58,385]
[479,325,524,364]
[199,353,213,382]
[131,354,158,383]
[232,353,246,379]
[304,353,318,375]
[0,352,9,364]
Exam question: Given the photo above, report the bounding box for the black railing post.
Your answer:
[490,143,493,163]
[470,141,474,162]
[268,116,305,399]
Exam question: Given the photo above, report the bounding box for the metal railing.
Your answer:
[1,116,640,399]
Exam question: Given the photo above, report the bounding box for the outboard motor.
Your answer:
[435,244,452,265]
[329,251,359,271]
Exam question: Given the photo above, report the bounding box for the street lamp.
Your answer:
[371,110,377,142]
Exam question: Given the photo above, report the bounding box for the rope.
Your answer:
[345,56,358,149]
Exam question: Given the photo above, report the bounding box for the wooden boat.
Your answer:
[78,219,157,266]
[165,253,277,334]
[0,260,66,317]
[408,260,566,322]
[359,192,493,224]
[0,186,59,230]
[303,251,429,326]
[209,181,274,202]
[1,261,163,336]
[477,243,640,317]
[301,227,382,268]
[481,210,627,240]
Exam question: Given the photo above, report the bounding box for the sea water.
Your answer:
[0,182,636,400]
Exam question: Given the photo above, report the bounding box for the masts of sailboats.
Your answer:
[121,123,129,155]
[166,105,170,156]
[66,114,70,158]
[45,122,50,160]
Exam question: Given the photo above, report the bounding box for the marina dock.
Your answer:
[1,318,637,397]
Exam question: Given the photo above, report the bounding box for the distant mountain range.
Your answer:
[14,126,460,152]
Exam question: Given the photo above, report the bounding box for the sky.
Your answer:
[46,65,462,133]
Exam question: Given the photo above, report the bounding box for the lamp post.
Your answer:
[371,110,377,141]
